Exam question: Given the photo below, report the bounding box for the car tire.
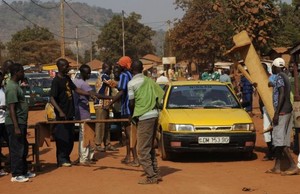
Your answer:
[243,151,254,160]
[158,130,171,161]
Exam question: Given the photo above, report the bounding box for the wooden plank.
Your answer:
[226,30,274,118]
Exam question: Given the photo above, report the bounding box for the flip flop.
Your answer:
[265,169,281,174]
[121,157,130,164]
[127,161,140,167]
[281,169,299,176]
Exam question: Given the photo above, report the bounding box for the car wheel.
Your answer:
[158,130,171,160]
[243,151,254,160]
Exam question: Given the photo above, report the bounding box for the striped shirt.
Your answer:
[117,70,132,116]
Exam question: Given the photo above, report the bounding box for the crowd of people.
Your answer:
[0,56,164,184]
[1,56,300,184]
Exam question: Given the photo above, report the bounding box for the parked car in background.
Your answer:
[74,71,101,92]
[158,81,256,160]
[22,72,52,109]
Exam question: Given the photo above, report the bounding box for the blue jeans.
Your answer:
[6,124,28,177]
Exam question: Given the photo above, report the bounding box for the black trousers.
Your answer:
[53,123,75,165]
[6,124,28,177]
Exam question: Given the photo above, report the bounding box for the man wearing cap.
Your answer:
[265,57,298,175]
[156,70,169,83]
[104,56,139,166]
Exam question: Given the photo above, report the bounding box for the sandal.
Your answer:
[281,169,299,176]
[265,169,281,174]
[121,157,130,164]
[127,161,140,167]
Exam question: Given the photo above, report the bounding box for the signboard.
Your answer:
[162,57,176,64]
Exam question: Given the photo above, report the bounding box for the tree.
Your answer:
[170,0,231,66]
[7,26,61,65]
[215,0,281,54]
[0,40,5,65]
[96,12,155,65]
[272,2,300,47]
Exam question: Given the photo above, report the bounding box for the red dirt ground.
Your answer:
[0,97,299,194]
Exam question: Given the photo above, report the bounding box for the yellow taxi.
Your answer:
[158,81,256,160]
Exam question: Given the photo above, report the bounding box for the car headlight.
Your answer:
[168,123,194,132]
[232,123,255,131]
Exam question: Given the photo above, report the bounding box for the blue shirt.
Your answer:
[98,73,110,95]
[273,74,285,110]
[118,70,132,116]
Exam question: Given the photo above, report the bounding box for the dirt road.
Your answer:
[0,104,299,194]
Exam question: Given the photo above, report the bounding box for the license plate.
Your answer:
[198,137,230,144]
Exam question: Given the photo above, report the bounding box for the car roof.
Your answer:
[25,72,50,79]
[169,80,226,86]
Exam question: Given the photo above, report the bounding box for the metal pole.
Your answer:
[60,0,65,58]
[90,30,93,62]
[76,26,79,69]
[122,10,125,56]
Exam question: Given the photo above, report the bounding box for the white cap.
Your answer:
[272,58,285,68]
[159,70,164,75]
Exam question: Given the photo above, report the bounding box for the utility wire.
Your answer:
[64,0,99,28]
[1,0,89,40]
[30,0,60,9]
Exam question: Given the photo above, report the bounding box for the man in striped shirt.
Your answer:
[105,56,139,166]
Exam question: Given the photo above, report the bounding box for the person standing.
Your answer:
[266,57,298,175]
[261,63,274,161]
[0,70,8,176]
[201,63,220,81]
[95,64,118,152]
[219,69,232,84]
[104,56,139,166]
[50,59,97,167]
[240,73,254,116]
[128,60,164,184]
[156,70,169,83]
[5,63,35,182]
[73,64,104,166]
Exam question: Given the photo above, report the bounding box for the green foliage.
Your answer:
[96,12,155,64]
[7,26,61,65]
[171,0,283,64]
[170,0,231,64]
[272,2,300,47]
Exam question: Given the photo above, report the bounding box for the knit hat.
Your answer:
[272,58,285,68]
[117,56,132,70]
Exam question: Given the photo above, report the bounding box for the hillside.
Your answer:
[0,1,165,57]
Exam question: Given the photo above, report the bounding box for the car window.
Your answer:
[167,85,240,109]
[75,72,99,80]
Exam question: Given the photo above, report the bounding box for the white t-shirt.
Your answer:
[0,88,5,123]
[156,75,169,83]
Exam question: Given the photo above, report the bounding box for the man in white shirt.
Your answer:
[156,70,169,83]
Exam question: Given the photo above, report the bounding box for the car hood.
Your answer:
[164,108,252,125]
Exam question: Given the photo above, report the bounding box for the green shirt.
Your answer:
[5,80,28,125]
[201,71,220,81]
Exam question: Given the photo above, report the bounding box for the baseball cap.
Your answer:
[272,58,285,68]
[159,70,164,75]
[117,56,132,70]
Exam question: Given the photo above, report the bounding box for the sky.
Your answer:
[2,0,185,30]
[2,0,293,30]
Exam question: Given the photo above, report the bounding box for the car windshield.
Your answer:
[167,85,240,109]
